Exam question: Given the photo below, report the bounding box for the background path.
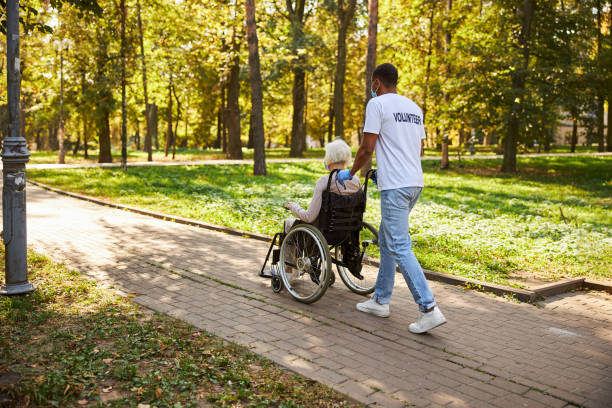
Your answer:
[27,152,612,170]
[12,184,612,407]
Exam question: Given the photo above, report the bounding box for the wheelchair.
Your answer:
[259,169,379,304]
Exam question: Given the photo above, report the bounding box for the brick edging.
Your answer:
[27,179,612,302]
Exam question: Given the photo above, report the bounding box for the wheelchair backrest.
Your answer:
[318,170,366,246]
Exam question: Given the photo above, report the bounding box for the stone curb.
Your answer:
[27,179,612,303]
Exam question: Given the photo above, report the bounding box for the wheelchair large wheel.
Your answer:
[336,221,379,295]
[279,223,332,304]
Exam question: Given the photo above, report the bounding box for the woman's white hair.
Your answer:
[324,138,352,165]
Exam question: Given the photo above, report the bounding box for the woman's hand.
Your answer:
[284,202,293,210]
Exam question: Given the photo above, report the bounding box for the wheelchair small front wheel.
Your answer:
[279,223,332,304]
[336,221,379,295]
[271,276,284,293]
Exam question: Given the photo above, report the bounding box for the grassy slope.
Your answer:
[28,156,612,286]
[0,250,359,407]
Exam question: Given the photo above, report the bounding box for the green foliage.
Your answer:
[0,249,358,407]
[8,0,610,157]
[28,156,612,285]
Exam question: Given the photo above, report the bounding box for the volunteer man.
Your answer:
[337,63,446,334]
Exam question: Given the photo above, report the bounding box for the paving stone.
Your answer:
[21,184,612,408]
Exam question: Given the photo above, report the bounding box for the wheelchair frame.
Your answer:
[259,169,378,303]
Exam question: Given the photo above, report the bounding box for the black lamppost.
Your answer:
[1,0,33,295]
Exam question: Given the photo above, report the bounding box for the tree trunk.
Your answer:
[222,83,228,153]
[360,0,378,176]
[286,0,307,156]
[216,106,222,149]
[83,118,89,159]
[247,113,254,149]
[172,85,180,159]
[502,0,533,173]
[422,8,434,126]
[596,1,604,152]
[327,77,334,143]
[440,0,452,170]
[333,0,357,140]
[290,67,306,157]
[120,0,128,169]
[98,110,112,163]
[137,0,152,161]
[73,133,80,155]
[165,73,173,157]
[607,95,611,152]
[608,10,612,152]
[35,129,41,150]
[58,50,66,164]
[245,0,266,174]
[226,50,243,159]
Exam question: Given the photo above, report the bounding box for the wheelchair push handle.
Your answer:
[325,168,376,200]
[363,169,377,199]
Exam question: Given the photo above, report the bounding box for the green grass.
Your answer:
[0,249,360,407]
[29,144,602,165]
[28,148,327,165]
[27,156,612,286]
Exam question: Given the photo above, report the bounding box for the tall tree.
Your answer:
[502,0,534,173]
[244,0,266,175]
[440,0,452,170]
[57,46,66,164]
[164,72,173,157]
[595,1,605,152]
[362,0,377,130]
[607,6,612,152]
[360,0,377,176]
[94,25,113,163]
[286,0,307,157]
[225,19,243,160]
[120,0,128,169]
[332,0,357,140]
[136,0,152,161]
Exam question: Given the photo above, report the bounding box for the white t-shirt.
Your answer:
[363,93,426,190]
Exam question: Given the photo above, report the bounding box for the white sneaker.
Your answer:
[409,307,447,334]
[356,298,390,318]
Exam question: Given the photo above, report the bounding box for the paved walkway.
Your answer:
[12,185,612,407]
[26,152,612,170]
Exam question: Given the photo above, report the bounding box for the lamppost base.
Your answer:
[0,282,34,295]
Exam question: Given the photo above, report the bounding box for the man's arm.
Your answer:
[349,132,378,176]
[421,139,424,157]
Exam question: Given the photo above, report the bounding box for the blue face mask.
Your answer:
[371,80,379,98]
[324,162,329,171]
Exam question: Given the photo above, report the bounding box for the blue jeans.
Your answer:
[373,187,436,312]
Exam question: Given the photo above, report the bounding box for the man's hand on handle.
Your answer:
[336,170,353,188]
[369,170,378,185]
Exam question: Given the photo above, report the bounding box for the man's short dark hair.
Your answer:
[372,63,398,87]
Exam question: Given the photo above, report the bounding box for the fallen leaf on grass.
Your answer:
[103,358,113,364]
[155,387,163,398]
[137,404,150,408]
[102,386,113,393]
[77,399,88,405]
[64,384,70,395]
[191,331,201,337]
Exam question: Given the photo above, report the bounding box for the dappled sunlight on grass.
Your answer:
[28,156,611,285]
[0,250,358,407]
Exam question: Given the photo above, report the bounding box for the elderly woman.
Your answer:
[284,139,361,232]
